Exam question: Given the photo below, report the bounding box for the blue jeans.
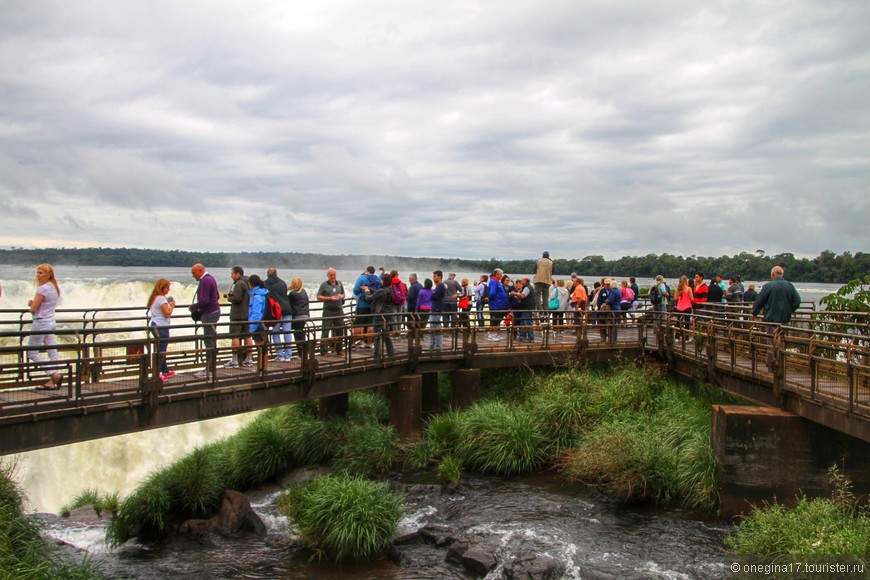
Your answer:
[150,322,170,374]
[272,314,294,358]
[517,311,534,341]
[428,313,443,348]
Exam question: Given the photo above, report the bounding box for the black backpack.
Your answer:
[650,282,669,305]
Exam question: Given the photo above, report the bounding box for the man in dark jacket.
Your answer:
[264,268,294,361]
[406,273,423,329]
[225,266,252,367]
[752,265,802,373]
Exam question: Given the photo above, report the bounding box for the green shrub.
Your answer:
[106,476,172,546]
[423,408,462,457]
[404,440,437,470]
[437,455,462,485]
[455,400,547,475]
[333,423,399,478]
[559,380,719,510]
[160,446,225,516]
[726,498,870,555]
[480,367,536,404]
[726,466,870,555]
[527,371,594,455]
[227,416,294,488]
[60,489,120,517]
[348,390,389,425]
[560,414,661,502]
[287,417,342,465]
[588,363,664,418]
[278,474,402,561]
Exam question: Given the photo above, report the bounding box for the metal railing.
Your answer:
[1,303,868,430]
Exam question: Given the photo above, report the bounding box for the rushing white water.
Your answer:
[15,412,262,514]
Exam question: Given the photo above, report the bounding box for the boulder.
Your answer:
[179,490,266,539]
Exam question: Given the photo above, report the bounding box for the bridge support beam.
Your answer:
[422,372,439,415]
[712,405,870,518]
[451,368,480,410]
[318,393,348,420]
[390,374,422,440]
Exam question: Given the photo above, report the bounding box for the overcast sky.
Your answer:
[0,1,867,261]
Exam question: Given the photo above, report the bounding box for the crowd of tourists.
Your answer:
[22,256,800,383]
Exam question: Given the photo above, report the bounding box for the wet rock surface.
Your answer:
[42,472,730,579]
[179,489,267,539]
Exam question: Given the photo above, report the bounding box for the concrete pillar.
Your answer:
[390,374,422,440]
[422,372,439,414]
[318,393,348,420]
[712,405,870,518]
[451,368,480,410]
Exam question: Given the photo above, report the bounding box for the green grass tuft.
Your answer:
[348,390,389,425]
[726,466,870,555]
[333,423,399,478]
[278,474,402,561]
[437,455,462,485]
[455,400,547,475]
[423,408,463,457]
[60,489,120,517]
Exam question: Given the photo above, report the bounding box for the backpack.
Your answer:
[649,284,661,305]
[391,281,406,305]
[263,295,282,327]
[650,282,670,305]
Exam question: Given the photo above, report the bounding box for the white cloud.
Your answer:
[0,0,868,260]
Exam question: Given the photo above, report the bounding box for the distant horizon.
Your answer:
[0,246,866,285]
[0,244,856,263]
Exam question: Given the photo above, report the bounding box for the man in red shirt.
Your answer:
[692,272,709,314]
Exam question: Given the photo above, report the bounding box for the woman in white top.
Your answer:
[147,278,176,381]
[28,263,62,390]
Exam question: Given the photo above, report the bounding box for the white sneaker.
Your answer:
[194,369,208,379]
[223,360,239,368]
[242,358,254,367]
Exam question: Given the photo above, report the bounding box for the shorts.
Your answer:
[354,307,373,328]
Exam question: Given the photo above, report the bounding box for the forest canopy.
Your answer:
[0,247,867,284]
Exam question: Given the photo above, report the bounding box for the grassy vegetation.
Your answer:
[437,455,462,485]
[726,465,870,555]
[454,400,548,475]
[1,460,105,580]
[105,390,394,546]
[94,362,742,559]
[556,367,723,511]
[276,474,402,561]
[59,488,119,517]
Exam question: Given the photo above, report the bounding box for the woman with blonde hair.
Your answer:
[147,278,176,381]
[28,264,63,390]
[288,277,310,360]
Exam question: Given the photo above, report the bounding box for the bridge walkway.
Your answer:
[1,306,867,452]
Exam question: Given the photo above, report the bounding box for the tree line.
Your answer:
[0,247,867,284]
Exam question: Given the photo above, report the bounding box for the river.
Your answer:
[0,265,840,577]
[40,472,731,579]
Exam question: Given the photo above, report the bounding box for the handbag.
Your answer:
[459,296,470,310]
[600,302,611,312]
[191,310,202,322]
[548,296,560,310]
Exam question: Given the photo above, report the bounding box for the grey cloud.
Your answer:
[0,1,867,259]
